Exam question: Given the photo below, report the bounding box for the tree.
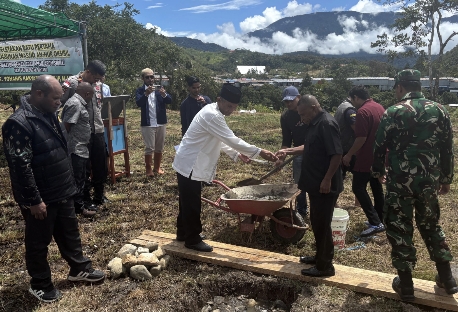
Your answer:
[299,74,313,94]
[371,0,458,100]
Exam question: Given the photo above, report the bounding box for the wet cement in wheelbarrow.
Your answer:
[234,195,289,201]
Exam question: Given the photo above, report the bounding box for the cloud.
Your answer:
[146,2,163,9]
[12,0,21,2]
[179,0,261,14]
[349,0,400,13]
[239,1,320,33]
[182,13,458,55]
[146,0,458,56]
[145,23,191,37]
[332,6,346,12]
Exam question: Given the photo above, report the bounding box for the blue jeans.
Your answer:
[292,155,308,215]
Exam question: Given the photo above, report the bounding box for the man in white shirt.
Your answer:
[135,68,172,176]
[173,83,278,252]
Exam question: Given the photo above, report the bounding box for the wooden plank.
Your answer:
[130,230,458,311]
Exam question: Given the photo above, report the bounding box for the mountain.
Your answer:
[247,11,458,41]
[169,37,228,53]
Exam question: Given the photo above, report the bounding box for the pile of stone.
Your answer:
[107,242,170,281]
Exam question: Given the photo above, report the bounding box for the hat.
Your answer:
[394,69,421,88]
[220,83,242,104]
[282,86,300,101]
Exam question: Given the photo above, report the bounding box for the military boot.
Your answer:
[435,262,458,295]
[392,270,415,301]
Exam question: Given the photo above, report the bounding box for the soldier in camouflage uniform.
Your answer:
[372,69,457,300]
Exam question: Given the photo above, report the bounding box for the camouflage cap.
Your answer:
[393,69,421,88]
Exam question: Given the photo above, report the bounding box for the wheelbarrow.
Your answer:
[201,180,308,243]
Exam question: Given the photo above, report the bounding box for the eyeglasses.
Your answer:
[144,75,154,79]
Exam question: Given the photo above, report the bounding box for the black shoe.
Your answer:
[85,203,99,212]
[93,195,110,206]
[176,233,206,242]
[185,241,213,252]
[301,265,335,277]
[77,208,96,217]
[392,276,415,301]
[29,287,62,303]
[435,274,458,294]
[435,262,458,294]
[299,256,316,264]
[68,268,105,282]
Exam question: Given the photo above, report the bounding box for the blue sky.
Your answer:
[14,0,458,55]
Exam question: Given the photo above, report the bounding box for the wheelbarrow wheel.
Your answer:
[270,208,306,244]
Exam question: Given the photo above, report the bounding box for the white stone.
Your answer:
[129,265,152,281]
[107,257,125,279]
[117,244,137,258]
[146,242,159,252]
[159,254,170,269]
[149,266,161,277]
[122,254,138,268]
[137,247,150,254]
[137,253,160,267]
[153,246,165,259]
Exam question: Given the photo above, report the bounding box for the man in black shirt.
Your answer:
[180,76,212,137]
[2,75,105,303]
[276,95,343,277]
[276,86,308,216]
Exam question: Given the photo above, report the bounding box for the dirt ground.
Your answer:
[0,104,457,312]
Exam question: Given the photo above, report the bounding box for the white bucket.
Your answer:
[331,208,349,250]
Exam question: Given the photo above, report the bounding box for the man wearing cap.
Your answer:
[173,83,278,252]
[372,69,457,300]
[276,86,308,217]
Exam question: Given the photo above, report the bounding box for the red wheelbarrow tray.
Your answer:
[201,181,300,216]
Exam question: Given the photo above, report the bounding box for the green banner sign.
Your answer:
[0,36,84,90]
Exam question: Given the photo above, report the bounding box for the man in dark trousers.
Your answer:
[275,86,308,217]
[373,69,457,300]
[173,84,278,252]
[61,82,95,217]
[342,85,385,237]
[334,97,359,207]
[2,75,105,303]
[180,76,212,137]
[276,95,343,277]
[62,60,108,207]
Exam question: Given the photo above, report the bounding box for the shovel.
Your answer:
[236,155,299,187]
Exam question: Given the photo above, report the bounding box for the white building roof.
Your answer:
[237,66,266,75]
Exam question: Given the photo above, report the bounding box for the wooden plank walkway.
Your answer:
[131,230,458,311]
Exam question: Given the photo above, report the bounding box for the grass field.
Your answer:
[0,104,457,311]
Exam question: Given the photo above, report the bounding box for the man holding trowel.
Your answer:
[276,95,343,278]
[173,83,278,252]
[275,86,308,218]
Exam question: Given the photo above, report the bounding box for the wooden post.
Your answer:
[107,100,116,184]
[122,98,130,177]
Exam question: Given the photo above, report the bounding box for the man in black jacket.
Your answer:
[2,75,105,303]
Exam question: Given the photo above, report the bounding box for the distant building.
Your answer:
[236,66,266,75]
[271,78,302,87]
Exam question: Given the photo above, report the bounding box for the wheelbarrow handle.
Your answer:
[258,154,299,181]
[211,180,231,191]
